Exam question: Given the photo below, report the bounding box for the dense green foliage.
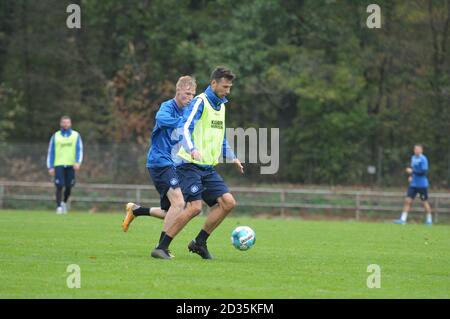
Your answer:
[0,210,449,298]
[0,0,449,186]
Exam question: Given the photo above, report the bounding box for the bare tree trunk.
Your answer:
[428,0,450,184]
[20,0,31,134]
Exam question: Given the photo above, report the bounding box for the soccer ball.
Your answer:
[231,226,256,251]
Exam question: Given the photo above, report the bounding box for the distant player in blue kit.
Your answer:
[394,144,433,225]
[122,76,197,257]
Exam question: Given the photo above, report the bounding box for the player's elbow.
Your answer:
[155,113,169,125]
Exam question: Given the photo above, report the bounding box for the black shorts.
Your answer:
[176,163,229,207]
[407,186,428,201]
[148,166,180,211]
[54,166,75,188]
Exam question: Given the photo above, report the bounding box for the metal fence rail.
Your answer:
[0,181,449,221]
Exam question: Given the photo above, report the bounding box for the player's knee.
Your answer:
[221,194,236,212]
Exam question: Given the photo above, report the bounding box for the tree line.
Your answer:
[0,0,449,187]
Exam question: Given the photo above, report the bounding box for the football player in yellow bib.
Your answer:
[152,67,243,260]
[46,116,83,214]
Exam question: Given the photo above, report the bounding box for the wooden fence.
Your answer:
[0,181,449,221]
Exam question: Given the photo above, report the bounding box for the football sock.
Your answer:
[426,213,432,223]
[195,229,210,244]
[133,207,150,217]
[159,231,166,244]
[400,212,408,222]
[157,234,173,250]
[56,186,63,207]
[64,186,71,202]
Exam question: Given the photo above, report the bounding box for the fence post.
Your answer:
[280,190,286,217]
[136,188,141,204]
[434,197,439,223]
[0,185,4,209]
[355,192,361,221]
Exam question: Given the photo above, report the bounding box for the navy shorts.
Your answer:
[407,186,428,201]
[54,166,75,188]
[177,163,229,207]
[148,166,180,211]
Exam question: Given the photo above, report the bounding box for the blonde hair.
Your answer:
[176,75,196,91]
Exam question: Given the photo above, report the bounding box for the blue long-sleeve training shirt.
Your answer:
[46,128,83,169]
[146,98,185,168]
[410,154,429,188]
[180,85,236,168]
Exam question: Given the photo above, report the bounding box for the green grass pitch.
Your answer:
[0,210,449,298]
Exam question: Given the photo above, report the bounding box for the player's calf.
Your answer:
[122,203,166,232]
[395,197,413,224]
[423,201,433,225]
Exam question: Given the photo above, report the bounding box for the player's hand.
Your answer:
[48,168,55,176]
[191,150,201,161]
[406,167,413,174]
[233,158,244,174]
[408,176,412,183]
[73,163,81,171]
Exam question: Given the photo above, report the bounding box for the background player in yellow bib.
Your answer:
[154,67,244,259]
[46,116,83,214]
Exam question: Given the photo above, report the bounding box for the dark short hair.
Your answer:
[60,115,71,121]
[210,67,235,82]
